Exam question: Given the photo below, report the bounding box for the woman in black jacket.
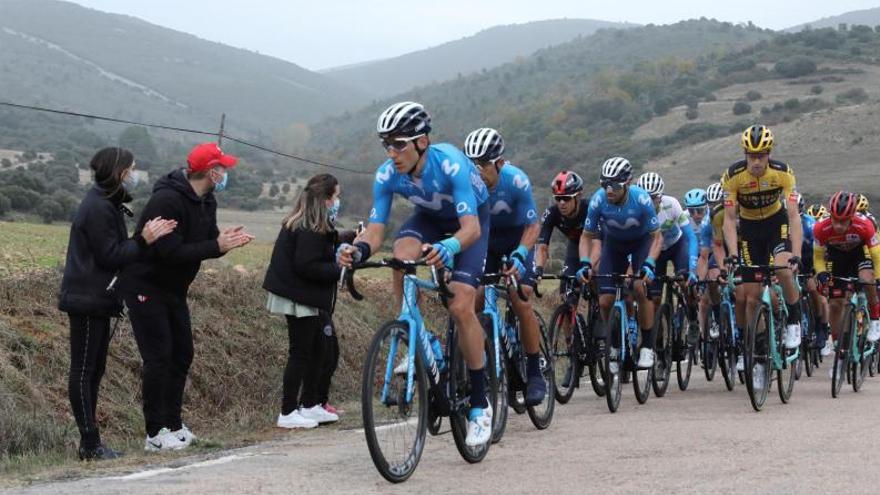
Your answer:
[59,147,176,460]
[263,173,342,429]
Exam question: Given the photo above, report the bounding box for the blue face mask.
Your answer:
[122,170,140,192]
[213,170,228,193]
[328,198,340,222]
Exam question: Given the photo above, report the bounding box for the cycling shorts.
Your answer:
[649,235,689,297]
[396,203,490,287]
[738,207,791,266]
[824,246,873,299]
[597,235,652,295]
[485,226,537,287]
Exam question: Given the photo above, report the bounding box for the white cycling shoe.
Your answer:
[465,403,493,447]
[868,320,880,343]
[736,355,745,372]
[636,348,655,369]
[821,341,834,357]
[784,324,801,350]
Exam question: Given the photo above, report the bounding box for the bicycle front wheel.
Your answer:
[449,334,492,463]
[652,303,672,397]
[832,307,854,398]
[853,308,869,392]
[526,311,555,429]
[481,315,508,444]
[549,304,576,404]
[675,306,694,391]
[744,308,771,412]
[604,307,623,413]
[362,321,428,483]
[718,307,737,391]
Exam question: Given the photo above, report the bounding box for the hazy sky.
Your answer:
[70,0,880,70]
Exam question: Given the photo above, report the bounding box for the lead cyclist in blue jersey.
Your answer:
[577,157,663,369]
[463,127,546,405]
[337,102,493,446]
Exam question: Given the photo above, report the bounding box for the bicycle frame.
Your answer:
[755,271,799,370]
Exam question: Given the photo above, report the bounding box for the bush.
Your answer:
[653,98,671,116]
[784,98,800,110]
[836,87,869,105]
[746,90,762,101]
[811,84,824,95]
[760,106,772,115]
[36,198,64,223]
[684,96,700,110]
[704,94,717,102]
[0,193,10,216]
[733,102,752,115]
[774,56,818,78]
[685,108,699,120]
[1,158,11,168]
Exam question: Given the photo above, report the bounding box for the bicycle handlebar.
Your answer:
[339,254,454,302]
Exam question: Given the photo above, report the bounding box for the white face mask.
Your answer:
[328,198,340,222]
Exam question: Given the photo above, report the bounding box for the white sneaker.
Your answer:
[636,348,655,369]
[868,321,880,343]
[752,363,766,390]
[465,403,492,447]
[736,355,745,372]
[277,409,318,429]
[709,321,720,339]
[393,359,409,375]
[144,427,186,452]
[299,404,339,424]
[784,324,802,349]
[821,341,833,357]
[171,424,197,447]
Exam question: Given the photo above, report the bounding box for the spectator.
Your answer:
[119,143,254,452]
[59,147,176,460]
[263,173,343,429]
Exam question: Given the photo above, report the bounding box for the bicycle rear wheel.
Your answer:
[604,307,623,413]
[586,311,607,397]
[744,309,771,412]
[652,303,672,397]
[800,295,815,379]
[718,308,736,391]
[675,306,693,391]
[702,332,718,382]
[362,321,428,483]
[449,332,492,463]
[527,311,555,430]
[481,315,508,444]
[549,304,576,404]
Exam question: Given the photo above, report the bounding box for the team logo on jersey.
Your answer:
[513,175,530,190]
[490,201,513,215]
[541,209,551,222]
[409,192,454,211]
[606,218,642,230]
[442,159,460,177]
[590,196,601,209]
[456,202,469,214]
[369,207,377,219]
[527,209,537,220]
[375,164,392,184]
[638,194,651,206]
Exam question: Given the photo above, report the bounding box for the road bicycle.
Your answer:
[827,276,877,398]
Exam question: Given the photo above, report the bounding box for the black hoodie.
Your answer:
[58,186,147,316]
[119,168,223,300]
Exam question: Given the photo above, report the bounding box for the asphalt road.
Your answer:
[6,368,879,495]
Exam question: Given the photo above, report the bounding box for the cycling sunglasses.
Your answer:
[554,194,577,203]
[600,179,626,191]
[687,206,707,216]
[381,134,423,152]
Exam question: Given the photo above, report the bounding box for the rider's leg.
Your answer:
[859,267,880,342]
[449,282,487,402]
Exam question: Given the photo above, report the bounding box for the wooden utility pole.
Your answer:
[217,113,226,146]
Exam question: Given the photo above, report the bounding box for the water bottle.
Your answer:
[429,333,446,372]
[627,316,638,348]
[506,323,519,360]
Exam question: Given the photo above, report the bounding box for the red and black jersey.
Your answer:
[813,213,880,252]
[538,199,589,244]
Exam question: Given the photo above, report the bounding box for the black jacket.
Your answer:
[262,226,341,313]
[59,186,147,316]
[119,169,223,300]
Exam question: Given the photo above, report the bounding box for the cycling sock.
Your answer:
[468,368,488,409]
[641,327,656,350]
[711,304,721,322]
[526,353,540,378]
[786,302,801,325]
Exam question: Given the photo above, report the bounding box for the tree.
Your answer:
[774,57,817,78]
[0,193,10,216]
[118,126,159,169]
[685,108,699,120]
[745,90,762,101]
[733,102,752,115]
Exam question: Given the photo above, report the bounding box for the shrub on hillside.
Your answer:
[811,84,824,95]
[718,57,756,75]
[784,98,800,110]
[733,102,752,115]
[745,90,762,101]
[836,87,869,105]
[685,108,699,120]
[0,193,10,216]
[774,56,817,78]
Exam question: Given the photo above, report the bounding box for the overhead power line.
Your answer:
[0,101,372,175]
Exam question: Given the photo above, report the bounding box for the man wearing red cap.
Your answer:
[120,142,254,452]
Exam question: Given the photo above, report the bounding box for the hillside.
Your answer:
[786,7,880,32]
[322,18,634,98]
[0,0,365,136]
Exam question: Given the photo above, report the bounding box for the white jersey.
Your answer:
[657,195,690,251]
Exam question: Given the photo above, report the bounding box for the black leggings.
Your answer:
[68,314,112,449]
[125,295,193,437]
[316,324,339,406]
[282,315,324,415]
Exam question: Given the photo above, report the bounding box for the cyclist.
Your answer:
[578,157,662,369]
[637,173,699,350]
[337,102,493,446]
[813,191,880,378]
[535,170,602,388]
[721,125,803,387]
[463,127,546,405]
[857,194,878,231]
[806,204,828,219]
[794,193,831,356]
[686,188,722,342]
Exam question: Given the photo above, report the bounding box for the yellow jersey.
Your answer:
[721,159,796,221]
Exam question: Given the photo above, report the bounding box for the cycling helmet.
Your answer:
[829,191,858,220]
[463,127,505,161]
[600,157,633,182]
[377,101,432,138]
[795,192,805,214]
[857,193,870,213]
[551,171,584,195]
[706,182,724,203]
[637,172,664,196]
[806,204,827,218]
[684,188,707,208]
[741,124,774,153]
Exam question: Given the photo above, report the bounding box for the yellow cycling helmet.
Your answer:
[806,204,827,218]
[857,194,869,213]
[741,124,774,153]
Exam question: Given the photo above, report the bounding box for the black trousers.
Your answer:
[282,315,324,415]
[125,294,193,437]
[68,314,112,449]
[315,318,339,406]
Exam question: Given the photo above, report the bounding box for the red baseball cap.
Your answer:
[187,143,238,173]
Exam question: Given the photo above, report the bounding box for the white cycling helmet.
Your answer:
[637,172,664,196]
[463,127,505,161]
[706,182,724,203]
[600,157,633,182]
[377,101,431,138]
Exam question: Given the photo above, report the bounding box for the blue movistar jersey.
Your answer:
[699,217,713,250]
[488,163,538,229]
[584,186,659,242]
[801,213,815,246]
[691,214,710,248]
[369,143,488,224]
